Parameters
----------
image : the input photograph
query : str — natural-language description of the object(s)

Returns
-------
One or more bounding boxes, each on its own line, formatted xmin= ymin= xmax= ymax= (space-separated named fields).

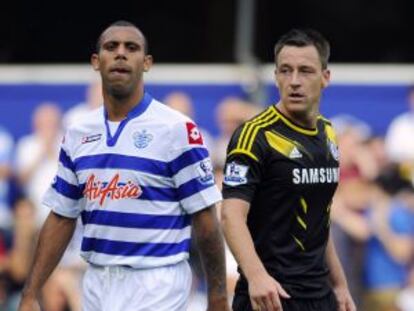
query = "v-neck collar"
xmin=104 ymin=92 xmax=153 ymax=147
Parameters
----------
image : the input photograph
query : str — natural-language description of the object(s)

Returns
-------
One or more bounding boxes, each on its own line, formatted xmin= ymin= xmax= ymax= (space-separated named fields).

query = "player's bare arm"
xmin=18 ymin=211 xmax=76 ymax=311
xmin=325 ymin=233 xmax=356 ymax=311
xmin=192 ymin=205 xmax=230 ymax=311
xmin=221 ymin=198 xmax=290 ymax=311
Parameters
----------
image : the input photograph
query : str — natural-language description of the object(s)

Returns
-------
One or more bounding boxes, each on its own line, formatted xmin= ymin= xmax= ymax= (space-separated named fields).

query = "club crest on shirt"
xmin=223 ymin=162 xmax=249 ymax=186
xmin=328 ymin=140 xmax=340 ymax=161
xmin=197 ymin=159 xmax=215 ymax=185
xmin=186 ymin=122 xmax=203 ymax=145
xmin=82 ymin=134 xmax=102 ymax=144
xmin=133 ymin=130 xmax=153 ymax=149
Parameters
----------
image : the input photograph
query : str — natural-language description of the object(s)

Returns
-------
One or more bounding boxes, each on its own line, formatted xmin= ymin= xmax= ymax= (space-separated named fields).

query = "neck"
xmin=103 ymin=84 xmax=144 ymax=121
xmin=276 ymin=102 xmax=319 ymax=128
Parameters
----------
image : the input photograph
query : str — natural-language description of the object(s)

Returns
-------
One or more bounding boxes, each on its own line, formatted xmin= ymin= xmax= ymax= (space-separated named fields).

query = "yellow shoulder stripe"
xmin=237 ymin=108 xmax=277 ymax=150
xmin=246 ymin=116 xmax=280 ymax=151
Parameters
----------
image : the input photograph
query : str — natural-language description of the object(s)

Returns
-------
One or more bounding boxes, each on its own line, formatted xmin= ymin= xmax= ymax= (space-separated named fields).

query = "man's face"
xmin=275 ymin=45 xmax=330 ymax=115
xmin=91 ymin=26 xmax=152 ymax=97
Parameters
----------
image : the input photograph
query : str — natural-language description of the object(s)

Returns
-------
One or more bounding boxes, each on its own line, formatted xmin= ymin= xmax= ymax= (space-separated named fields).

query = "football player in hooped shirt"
xmin=19 ymin=21 xmax=229 ymax=311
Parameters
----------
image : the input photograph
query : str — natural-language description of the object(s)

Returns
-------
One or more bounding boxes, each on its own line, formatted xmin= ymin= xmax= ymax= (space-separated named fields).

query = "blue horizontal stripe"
xmin=140 ymin=185 xmax=177 ymax=201
xmin=81 ymin=237 xmax=190 ymax=257
xmin=170 ymin=148 xmax=209 ymax=176
xmin=74 ymin=154 xmax=170 ymax=177
xmin=52 ymin=176 xmax=82 ymax=200
xmin=59 ymin=148 xmax=75 ymax=172
xmin=177 ymin=177 xmax=213 ymax=200
xmin=72 ymin=148 xmax=209 ymax=179
xmin=81 ymin=210 xmax=191 ymax=229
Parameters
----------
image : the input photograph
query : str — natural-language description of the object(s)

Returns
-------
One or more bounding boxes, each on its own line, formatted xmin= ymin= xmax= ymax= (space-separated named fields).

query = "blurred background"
xmin=0 ymin=0 xmax=413 ymax=310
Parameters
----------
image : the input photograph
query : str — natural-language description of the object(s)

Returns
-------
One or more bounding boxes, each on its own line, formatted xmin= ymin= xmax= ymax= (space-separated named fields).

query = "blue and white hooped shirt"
xmin=42 ymin=93 xmax=222 ymax=268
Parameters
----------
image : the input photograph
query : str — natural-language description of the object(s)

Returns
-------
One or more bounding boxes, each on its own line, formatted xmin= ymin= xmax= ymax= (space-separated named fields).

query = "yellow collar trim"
xmin=271 ymin=106 xmax=318 ymax=136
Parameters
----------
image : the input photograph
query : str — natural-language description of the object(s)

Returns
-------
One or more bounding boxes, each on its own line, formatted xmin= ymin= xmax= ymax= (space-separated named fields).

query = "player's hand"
xmin=18 ymin=295 xmax=42 ymax=311
xmin=333 ymin=285 xmax=356 ymax=311
xmin=248 ymin=272 xmax=290 ymax=311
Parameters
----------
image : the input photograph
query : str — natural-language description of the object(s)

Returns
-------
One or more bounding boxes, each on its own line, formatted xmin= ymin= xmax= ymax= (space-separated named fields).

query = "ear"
xmin=321 ymin=69 xmax=331 ymax=88
xmin=91 ymin=53 xmax=100 ymax=71
xmin=143 ymin=55 xmax=153 ymax=72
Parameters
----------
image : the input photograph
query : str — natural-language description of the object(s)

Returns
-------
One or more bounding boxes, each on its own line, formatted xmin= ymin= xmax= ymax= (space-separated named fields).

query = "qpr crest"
xmin=328 ymin=140 xmax=340 ymax=161
xmin=133 ymin=130 xmax=153 ymax=149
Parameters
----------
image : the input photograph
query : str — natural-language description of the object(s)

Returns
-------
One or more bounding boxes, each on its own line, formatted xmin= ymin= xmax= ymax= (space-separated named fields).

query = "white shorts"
xmin=82 ymin=260 xmax=192 ymax=311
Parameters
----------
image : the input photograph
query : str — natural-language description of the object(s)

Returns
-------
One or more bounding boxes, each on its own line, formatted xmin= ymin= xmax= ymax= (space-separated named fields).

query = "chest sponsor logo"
xmin=133 ymin=129 xmax=153 ymax=149
xmin=82 ymin=134 xmax=102 ymax=144
xmin=224 ymin=162 xmax=249 ymax=186
xmin=186 ymin=122 xmax=203 ymax=145
xmin=292 ymin=167 xmax=339 ymax=184
xmin=197 ymin=159 xmax=215 ymax=185
xmin=83 ymin=174 xmax=142 ymax=206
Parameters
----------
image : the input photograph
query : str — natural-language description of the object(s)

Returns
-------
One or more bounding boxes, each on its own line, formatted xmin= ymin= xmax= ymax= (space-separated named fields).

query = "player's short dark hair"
xmin=95 ymin=20 xmax=149 ymax=54
xmin=274 ymin=29 xmax=330 ymax=69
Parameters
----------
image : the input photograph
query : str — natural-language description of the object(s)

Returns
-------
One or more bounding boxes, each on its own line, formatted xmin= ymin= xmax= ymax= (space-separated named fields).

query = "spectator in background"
xmin=385 ymin=85 xmax=414 ymax=163
xmin=15 ymin=103 xmax=62 ymax=228
xmin=15 ymin=103 xmax=84 ymax=311
xmin=62 ymin=80 xmax=103 ymax=129
xmin=361 ymin=165 xmax=414 ymax=311
xmin=331 ymin=178 xmax=372 ymax=309
xmin=331 ymin=114 xmax=379 ymax=180
xmin=330 ymin=116 xmax=391 ymax=309
xmin=0 ymin=199 xmax=37 ymax=311
xmin=212 ymin=97 xmax=259 ymax=183
xmin=164 ymin=91 xmax=214 ymax=151
xmin=365 ymin=136 xmax=390 ymax=175
xmin=0 ymin=126 xmax=14 ymax=240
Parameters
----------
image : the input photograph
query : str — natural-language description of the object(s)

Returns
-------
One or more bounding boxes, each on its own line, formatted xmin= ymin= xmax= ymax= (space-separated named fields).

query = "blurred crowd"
xmin=0 ymin=83 xmax=413 ymax=311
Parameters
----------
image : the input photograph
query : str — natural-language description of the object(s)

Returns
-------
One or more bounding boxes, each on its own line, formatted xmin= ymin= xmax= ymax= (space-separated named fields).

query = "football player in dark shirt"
xmin=221 ymin=29 xmax=355 ymax=311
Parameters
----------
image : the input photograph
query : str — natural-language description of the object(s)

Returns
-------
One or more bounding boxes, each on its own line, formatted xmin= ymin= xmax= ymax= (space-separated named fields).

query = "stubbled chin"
xmin=283 ymin=101 xmax=312 ymax=114
xmin=287 ymin=96 xmax=306 ymax=103
xmin=108 ymin=72 xmax=130 ymax=80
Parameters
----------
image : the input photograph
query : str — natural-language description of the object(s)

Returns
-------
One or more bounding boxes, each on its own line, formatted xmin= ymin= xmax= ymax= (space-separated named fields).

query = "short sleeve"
xmin=168 ymin=120 xmax=222 ymax=214
xmin=222 ymin=126 xmax=266 ymax=203
xmin=42 ymin=131 xmax=83 ymax=218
